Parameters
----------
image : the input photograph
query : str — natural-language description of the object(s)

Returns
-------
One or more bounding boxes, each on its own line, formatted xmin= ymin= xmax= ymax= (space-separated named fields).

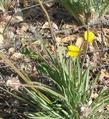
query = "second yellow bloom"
xmin=84 ymin=31 xmax=95 ymax=43
xmin=67 ymin=45 xmax=80 ymax=57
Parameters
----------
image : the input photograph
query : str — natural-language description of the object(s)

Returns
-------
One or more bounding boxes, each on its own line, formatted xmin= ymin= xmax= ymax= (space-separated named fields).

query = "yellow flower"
xmin=84 ymin=31 xmax=94 ymax=43
xmin=67 ymin=45 xmax=80 ymax=57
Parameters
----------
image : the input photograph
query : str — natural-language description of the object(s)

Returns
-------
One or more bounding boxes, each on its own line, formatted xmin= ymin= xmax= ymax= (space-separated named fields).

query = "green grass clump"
xmin=59 ymin=0 xmax=109 ymax=24
xmin=18 ymin=46 xmax=109 ymax=119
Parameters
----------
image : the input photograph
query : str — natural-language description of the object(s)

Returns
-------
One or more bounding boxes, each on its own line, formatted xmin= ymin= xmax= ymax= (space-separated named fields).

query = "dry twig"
xmin=37 ymin=0 xmax=56 ymax=44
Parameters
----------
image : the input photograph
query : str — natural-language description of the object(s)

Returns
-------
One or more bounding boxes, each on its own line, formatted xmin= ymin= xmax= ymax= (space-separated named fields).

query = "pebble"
xmin=11 ymin=52 xmax=24 ymax=61
xmin=19 ymin=22 xmax=29 ymax=32
xmin=6 ymin=76 xmax=21 ymax=90
xmin=23 ymin=57 xmax=31 ymax=63
xmin=8 ymin=47 xmax=15 ymax=55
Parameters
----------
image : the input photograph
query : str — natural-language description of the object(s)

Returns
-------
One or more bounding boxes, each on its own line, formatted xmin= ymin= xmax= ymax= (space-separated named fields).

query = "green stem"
xmin=82 ymin=24 xmax=89 ymax=69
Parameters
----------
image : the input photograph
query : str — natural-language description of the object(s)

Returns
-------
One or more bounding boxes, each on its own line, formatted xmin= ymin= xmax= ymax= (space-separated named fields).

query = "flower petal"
xmin=68 ymin=45 xmax=80 ymax=52
xmin=67 ymin=51 xmax=79 ymax=57
xmin=84 ymin=31 xmax=94 ymax=43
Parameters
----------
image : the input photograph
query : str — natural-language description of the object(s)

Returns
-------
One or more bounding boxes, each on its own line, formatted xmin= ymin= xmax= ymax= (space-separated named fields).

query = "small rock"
xmin=19 ymin=22 xmax=29 ymax=32
xmin=6 ymin=76 xmax=21 ymax=90
xmin=11 ymin=52 xmax=23 ymax=61
xmin=24 ymin=57 xmax=31 ymax=63
xmin=5 ymin=30 xmax=15 ymax=39
xmin=8 ymin=47 xmax=15 ymax=55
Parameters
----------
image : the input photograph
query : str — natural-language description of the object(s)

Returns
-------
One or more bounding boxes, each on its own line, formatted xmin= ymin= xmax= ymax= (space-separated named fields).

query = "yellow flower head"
xmin=84 ymin=31 xmax=94 ymax=43
xmin=67 ymin=45 xmax=80 ymax=57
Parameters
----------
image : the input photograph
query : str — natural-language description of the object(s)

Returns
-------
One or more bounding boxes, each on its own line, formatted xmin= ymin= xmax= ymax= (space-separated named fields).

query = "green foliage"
xmin=58 ymin=0 xmax=109 ymax=24
xmin=18 ymin=46 xmax=109 ymax=119
xmin=0 ymin=0 xmax=12 ymax=10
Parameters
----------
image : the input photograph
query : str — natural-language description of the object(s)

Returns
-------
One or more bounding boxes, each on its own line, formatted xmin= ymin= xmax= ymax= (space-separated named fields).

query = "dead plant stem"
xmin=82 ymin=24 xmax=89 ymax=68
xmin=0 ymin=52 xmax=51 ymax=103
xmin=3 ymin=15 xmax=13 ymax=35
xmin=37 ymin=0 xmax=56 ymax=44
